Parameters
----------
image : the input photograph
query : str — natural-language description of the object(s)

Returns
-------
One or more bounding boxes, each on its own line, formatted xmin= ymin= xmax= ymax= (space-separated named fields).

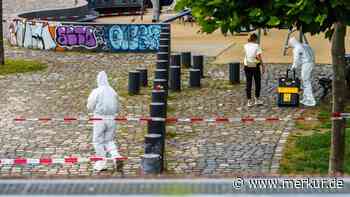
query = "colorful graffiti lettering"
xmin=108 ymin=24 xmax=161 ymax=51
xmin=8 ymin=19 xmax=162 ymax=52
xmin=7 ymin=20 xmax=57 ymax=50
xmin=56 ymin=26 xmax=97 ymax=49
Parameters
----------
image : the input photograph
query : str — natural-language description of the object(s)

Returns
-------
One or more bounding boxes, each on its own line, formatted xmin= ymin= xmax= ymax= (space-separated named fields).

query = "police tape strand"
xmin=2 ymin=112 xmax=349 ymax=124
xmin=0 ymin=156 xmax=128 ymax=166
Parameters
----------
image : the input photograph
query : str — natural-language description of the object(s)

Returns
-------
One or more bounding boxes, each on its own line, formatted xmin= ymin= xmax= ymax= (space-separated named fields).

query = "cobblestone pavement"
xmin=0 ymin=44 xmax=333 ymax=177
xmin=0 ymin=0 xmax=334 ymax=178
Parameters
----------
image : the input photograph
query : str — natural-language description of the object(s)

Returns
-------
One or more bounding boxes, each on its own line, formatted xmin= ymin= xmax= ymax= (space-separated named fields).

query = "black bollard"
xmin=148 ymin=117 xmax=166 ymax=135
xmin=150 ymin=102 xmax=167 ymax=118
xmin=156 ymin=60 xmax=169 ymax=70
xmin=159 ymin=25 xmax=170 ymax=72
xmin=157 ymin=51 xmax=169 ymax=63
xmin=169 ymin=65 xmax=181 ymax=91
xmin=128 ymin=71 xmax=140 ymax=95
xmin=189 ymin=68 xmax=201 ymax=88
xmin=170 ymin=54 xmax=181 ymax=66
xmin=155 ymin=69 xmax=168 ymax=81
xmin=193 ymin=55 xmax=204 ymax=78
xmin=153 ymin=78 xmax=168 ymax=90
xmin=159 ymin=37 xmax=171 ymax=53
xmin=229 ymin=62 xmax=240 ymax=84
xmin=136 ymin=68 xmax=148 ymax=87
xmin=141 ymin=154 xmax=161 ymax=174
xmin=181 ymin=52 xmax=191 ymax=68
xmin=159 ymin=38 xmax=170 ymax=46
xmin=144 ymin=134 xmax=163 ymax=155
xmin=147 ymin=116 xmax=166 ymax=173
xmin=152 ymin=89 xmax=167 ymax=103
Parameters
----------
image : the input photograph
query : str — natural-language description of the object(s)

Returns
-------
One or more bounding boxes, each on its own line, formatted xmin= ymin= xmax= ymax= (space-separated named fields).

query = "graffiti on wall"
xmin=8 ymin=19 xmax=162 ymax=52
xmin=56 ymin=26 xmax=97 ymax=49
xmin=8 ymin=20 xmax=57 ymax=50
xmin=108 ymin=25 xmax=161 ymax=51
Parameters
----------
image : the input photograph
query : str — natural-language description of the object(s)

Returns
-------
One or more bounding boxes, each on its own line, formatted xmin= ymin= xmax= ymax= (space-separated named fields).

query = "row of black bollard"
xmin=142 ymin=24 xmax=170 ymax=174
xmin=128 ymin=68 xmax=148 ymax=95
xmin=169 ymin=53 xmax=203 ymax=90
xmin=179 ymin=52 xmax=204 ymax=79
xmin=142 ymin=27 xmax=239 ymax=175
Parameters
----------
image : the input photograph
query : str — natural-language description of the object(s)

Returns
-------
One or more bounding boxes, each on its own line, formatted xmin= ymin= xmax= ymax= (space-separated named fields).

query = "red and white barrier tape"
xmin=0 ymin=156 xmax=127 ymax=165
xmin=4 ymin=113 xmax=349 ymax=124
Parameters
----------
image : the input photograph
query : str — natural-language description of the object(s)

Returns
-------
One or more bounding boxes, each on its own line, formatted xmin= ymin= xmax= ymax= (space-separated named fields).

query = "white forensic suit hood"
xmin=87 ymin=71 xmax=119 ymax=116
xmin=288 ymin=37 xmax=302 ymax=48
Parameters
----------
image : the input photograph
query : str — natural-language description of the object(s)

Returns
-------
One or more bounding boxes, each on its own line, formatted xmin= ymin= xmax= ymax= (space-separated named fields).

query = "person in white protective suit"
xmin=151 ymin=0 xmax=160 ymax=22
xmin=87 ymin=71 xmax=122 ymax=171
xmin=288 ymin=37 xmax=316 ymax=106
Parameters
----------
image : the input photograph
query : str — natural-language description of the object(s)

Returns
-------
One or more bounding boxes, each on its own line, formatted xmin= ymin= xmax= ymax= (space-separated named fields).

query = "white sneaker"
xmin=255 ymin=98 xmax=264 ymax=105
xmin=93 ymin=160 xmax=107 ymax=172
xmin=247 ymin=99 xmax=254 ymax=107
xmin=301 ymin=100 xmax=316 ymax=107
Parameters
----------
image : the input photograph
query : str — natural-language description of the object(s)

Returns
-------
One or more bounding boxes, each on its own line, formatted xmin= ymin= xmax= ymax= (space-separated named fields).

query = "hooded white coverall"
xmin=87 ymin=71 xmax=120 ymax=171
xmin=289 ymin=37 xmax=316 ymax=107
xmin=151 ymin=0 xmax=160 ymax=22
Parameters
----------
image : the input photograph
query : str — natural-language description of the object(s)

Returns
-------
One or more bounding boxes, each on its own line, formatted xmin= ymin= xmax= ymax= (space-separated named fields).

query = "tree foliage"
xmin=176 ymin=0 xmax=350 ymax=37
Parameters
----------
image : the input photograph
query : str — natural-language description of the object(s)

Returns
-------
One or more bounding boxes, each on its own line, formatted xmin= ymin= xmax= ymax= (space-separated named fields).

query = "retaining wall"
xmin=8 ymin=19 xmax=162 ymax=52
xmin=18 ymin=5 xmax=97 ymax=22
xmin=17 ymin=0 xmax=97 ymax=22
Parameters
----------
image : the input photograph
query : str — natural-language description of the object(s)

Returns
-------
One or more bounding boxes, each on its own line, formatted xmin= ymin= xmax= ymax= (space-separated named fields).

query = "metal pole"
xmin=257 ymin=28 xmax=262 ymax=45
xmin=299 ymin=28 xmax=304 ymax=43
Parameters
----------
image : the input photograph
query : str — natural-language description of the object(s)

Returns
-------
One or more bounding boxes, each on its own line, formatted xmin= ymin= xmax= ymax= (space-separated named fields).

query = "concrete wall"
xmin=8 ymin=19 xmax=162 ymax=52
xmin=17 ymin=1 xmax=98 ymax=22
xmin=87 ymin=0 xmax=143 ymax=9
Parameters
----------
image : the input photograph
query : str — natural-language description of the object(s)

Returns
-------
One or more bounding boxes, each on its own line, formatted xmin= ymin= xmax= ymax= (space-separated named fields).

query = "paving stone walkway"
xmin=0 ymin=0 xmax=335 ymax=178
xmin=0 ymin=44 xmax=333 ymax=177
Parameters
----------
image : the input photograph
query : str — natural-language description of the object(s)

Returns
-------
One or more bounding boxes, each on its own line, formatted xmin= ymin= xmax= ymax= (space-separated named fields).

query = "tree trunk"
xmin=0 ymin=0 xmax=4 ymax=65
xmin=329 ymin=22 xmax=347 ymax=176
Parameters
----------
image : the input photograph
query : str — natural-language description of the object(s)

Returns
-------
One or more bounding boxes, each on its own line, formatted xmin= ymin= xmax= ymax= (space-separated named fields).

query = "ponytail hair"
xmin=248 ymin=33 xmax=258 ymax=43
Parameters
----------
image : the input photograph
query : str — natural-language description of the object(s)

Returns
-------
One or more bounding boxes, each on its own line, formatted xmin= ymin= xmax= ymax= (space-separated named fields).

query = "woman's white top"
xmin=244 ymin=42 xmax=262 ymax=67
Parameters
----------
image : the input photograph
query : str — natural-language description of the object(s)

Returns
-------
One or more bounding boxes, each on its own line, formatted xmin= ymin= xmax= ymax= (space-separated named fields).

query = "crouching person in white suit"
xmin=87 ymin=71 xmax=122 ymax=171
